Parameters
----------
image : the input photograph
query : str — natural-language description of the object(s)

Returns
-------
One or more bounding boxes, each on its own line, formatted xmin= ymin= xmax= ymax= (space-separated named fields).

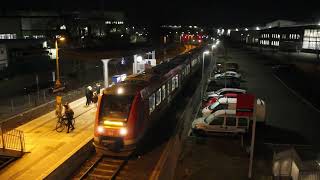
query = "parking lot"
xmin=174 ymin=46 xmax=320 ymax=179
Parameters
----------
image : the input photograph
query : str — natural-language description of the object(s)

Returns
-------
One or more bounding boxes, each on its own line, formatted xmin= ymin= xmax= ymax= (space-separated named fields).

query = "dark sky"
xmin=2 ymin=0 xmax=320 ymax=27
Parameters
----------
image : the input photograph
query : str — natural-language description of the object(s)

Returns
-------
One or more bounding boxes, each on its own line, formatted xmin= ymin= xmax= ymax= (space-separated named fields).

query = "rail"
xmin=0 ymin=124 xmax=25 ymax=155
xmin=78 ymin=154 xmax=130 ymax=180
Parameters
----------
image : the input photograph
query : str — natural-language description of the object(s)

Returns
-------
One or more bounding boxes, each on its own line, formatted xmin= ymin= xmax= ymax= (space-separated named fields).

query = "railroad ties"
xmin=75 ymin=154 xmax=130 ymax=180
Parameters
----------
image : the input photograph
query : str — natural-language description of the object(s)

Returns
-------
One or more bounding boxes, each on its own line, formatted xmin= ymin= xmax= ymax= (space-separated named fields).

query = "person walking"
xmin=85 ymin=86 xmax=93 ymax=106
xmin=63 ymin=103 xmax=74 ymax=133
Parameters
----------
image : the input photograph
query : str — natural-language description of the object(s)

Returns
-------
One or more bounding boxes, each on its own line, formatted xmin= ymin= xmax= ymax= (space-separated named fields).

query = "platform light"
xmin=235 ymin=28 xmax=239 ymax=31
xmin=119 ymin=128 xmax=128 ymax=136
xmin=117 ymin=87 xmax=124 ymax=94
xmin=245 ymin=28 xmax=248 ymax=31
xmin=256 ymin=26 xmax=260 ymax=30
xmin=97 ymin=126 xmax=104 ymax=134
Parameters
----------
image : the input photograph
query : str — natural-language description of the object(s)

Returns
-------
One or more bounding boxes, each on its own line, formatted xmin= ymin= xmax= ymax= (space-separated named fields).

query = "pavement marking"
xmin=272 ymin=74 xmax=320 ymax=113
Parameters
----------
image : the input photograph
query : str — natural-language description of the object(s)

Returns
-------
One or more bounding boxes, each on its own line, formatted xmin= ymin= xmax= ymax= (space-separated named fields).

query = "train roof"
xmin=103 ymin=46 xmax=204 ymax=96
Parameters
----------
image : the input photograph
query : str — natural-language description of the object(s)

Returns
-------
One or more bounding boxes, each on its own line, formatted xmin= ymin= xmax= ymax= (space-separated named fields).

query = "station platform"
xmin=0 ymin=97 xmax=96 ymax=180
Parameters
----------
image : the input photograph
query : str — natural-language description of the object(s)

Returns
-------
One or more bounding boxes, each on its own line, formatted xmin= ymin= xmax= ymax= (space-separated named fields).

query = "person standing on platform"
xmin=96 ymin=83 xmax=101 ymax=95
xmin=63 ymin=103 xmax=74 ymax=133
xmin=92 ymin=92 xmax=98 ymax=107
xmin=85 ymin=86 xmax=93 ymax=106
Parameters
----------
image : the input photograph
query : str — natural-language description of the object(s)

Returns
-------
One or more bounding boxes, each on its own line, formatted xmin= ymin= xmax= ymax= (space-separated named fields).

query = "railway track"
xmin=74 ymin=153 xmax=131 ymax=180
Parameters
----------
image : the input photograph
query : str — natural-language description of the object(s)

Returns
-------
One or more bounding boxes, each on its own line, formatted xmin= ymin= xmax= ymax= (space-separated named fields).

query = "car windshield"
xmin=209 ymin=101 xmax=219 ymax=110
xmin=100 ymin=95 xmax=134 ymax=120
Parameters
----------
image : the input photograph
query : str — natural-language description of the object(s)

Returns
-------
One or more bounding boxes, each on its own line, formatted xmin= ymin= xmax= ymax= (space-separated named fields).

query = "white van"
xmin=202 ymin=97 xmax=237 ymax=117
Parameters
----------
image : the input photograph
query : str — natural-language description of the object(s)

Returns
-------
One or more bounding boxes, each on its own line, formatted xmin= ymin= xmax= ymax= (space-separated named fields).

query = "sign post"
xmin=236 ymin=94 xmax=256 ymax=179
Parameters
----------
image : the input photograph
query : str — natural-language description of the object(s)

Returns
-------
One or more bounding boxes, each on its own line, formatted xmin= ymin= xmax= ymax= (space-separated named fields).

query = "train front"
xmin=93 ymin=85 xmax=141 ymax=155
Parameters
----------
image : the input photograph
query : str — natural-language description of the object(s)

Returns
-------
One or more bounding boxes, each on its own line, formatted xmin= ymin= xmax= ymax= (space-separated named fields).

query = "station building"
xmin=230 ymin=20 xmax=320 ymax=53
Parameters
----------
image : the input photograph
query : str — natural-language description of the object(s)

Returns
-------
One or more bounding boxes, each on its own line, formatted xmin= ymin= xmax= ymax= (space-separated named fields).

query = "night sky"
xmin=2 ymin=0 xmax=320 ymax=27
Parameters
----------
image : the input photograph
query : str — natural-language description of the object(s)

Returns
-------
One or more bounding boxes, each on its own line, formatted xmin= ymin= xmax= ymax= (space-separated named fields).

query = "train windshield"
xmin=100 ymin=95 xmax=134 ymax=120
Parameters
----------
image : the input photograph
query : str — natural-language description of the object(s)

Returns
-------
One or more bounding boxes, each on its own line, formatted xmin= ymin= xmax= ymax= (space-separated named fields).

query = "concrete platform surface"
xmin=0 ymin=97 xmax=96 ymax=180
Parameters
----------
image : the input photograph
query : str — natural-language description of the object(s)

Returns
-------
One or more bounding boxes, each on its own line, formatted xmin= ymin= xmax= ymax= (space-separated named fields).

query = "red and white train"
xmin=93 ymin=47 xmax=204 ymax=155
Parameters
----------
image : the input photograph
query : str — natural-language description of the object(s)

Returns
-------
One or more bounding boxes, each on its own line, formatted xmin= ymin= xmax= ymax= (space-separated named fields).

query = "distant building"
xmin=230 ymin=20 xmax=320 ymax=54
xmin=0 ymin=10 xmax=126 ymax=40
xmin=266 ymin=20 xmax=297 ymax=29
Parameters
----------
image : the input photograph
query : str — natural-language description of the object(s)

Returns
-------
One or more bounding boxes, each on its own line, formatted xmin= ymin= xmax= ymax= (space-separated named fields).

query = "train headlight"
xmin=97 ymin=126 xmax=104 ymax=134
xmin=119 ymin=128 xmax=127 ymax=136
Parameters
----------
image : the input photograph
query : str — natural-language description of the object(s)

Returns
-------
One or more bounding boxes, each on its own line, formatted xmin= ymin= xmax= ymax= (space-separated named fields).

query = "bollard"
xmin=28 ymin=94 xmax=31 ymax=106
xmin=11 ymin=99 xmax=14 ymax=112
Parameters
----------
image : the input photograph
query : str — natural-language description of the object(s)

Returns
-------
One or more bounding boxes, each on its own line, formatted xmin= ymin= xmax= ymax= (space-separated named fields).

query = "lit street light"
xmin=54 ymin=36 xmax=65 ymax=89
xmin=201 ymin=50 xmax=210 ymax=98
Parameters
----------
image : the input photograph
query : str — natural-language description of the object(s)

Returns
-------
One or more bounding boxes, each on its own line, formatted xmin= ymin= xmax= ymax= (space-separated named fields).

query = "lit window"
xmin=162 ymin=85 xmax=166 ymax=100
xmin=167 ymin=81 xmax=171 ymax=95
xmin=149 ymin=94 xmax=155 ymax=113
xmin=172 ymin=78 xmax=176 ymax=91
xmin=175 ymin=75 xmax=179 ymax=88
xmin=156 ymin=89 xmax=161 ymax=106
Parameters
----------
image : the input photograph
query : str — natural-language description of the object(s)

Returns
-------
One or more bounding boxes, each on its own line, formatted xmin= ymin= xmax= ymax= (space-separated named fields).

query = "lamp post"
xmin=201 ymin=50 xmax=210 ymax=98
xmin=55 ymin=36 xmax=65 ymax=88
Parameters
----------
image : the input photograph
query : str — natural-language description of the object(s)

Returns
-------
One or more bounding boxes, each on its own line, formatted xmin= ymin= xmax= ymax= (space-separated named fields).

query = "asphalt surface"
xmin=174 ymin=45 xmax=320 ymax=180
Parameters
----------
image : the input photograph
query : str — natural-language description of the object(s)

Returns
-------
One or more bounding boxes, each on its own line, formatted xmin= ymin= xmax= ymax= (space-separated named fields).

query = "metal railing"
xmin=0 ymin=125 xmax=25 ymax=154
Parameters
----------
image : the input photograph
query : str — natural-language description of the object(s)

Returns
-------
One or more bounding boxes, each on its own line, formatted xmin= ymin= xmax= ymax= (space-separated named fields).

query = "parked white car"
xmin=214 ymin=71 xmax=241 ymax=79
xmin=206 ymin=88 xmax=246 ymax=99
xmin=202 ymin=97 xmax=237 ymax=117
xmin=192 ymin=109 xmax=250 ymax=135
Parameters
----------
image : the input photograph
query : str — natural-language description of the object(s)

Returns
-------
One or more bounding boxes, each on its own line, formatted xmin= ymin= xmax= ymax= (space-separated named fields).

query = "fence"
xmin=0 ymin=125 xmax=25 ymax=155
xmin=0 ymin=81 xmax=103 ymax=122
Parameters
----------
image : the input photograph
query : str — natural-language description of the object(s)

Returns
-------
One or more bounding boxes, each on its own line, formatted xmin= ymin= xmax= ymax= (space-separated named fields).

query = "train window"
xmin=167 ymin=81 xmax=171 ymax=95
xmin=175 ymin=75 xmax=179 ymax=88
xmin=149 ymin=94 xmax=155 ymax=114
xmin=162 ymin=85 xmax=166 ymax=100
xmin=171 ymin=78 xmax=176 ymax=91
xmin=100 ymin=95 xmax=134 ymax=119
xmin=156 ymin=89 xmax=161 ymax=106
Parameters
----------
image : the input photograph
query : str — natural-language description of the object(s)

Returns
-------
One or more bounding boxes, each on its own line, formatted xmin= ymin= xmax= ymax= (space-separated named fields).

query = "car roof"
xmin=217 ymin=88 xmax=246 ymax=93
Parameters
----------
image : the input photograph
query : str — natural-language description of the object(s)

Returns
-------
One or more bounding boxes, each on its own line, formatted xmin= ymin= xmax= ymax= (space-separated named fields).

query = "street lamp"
xmin=55 ymin=36 xmax=65 ymax=88
xmin=201 ymin=50 xmax=210 ymax=98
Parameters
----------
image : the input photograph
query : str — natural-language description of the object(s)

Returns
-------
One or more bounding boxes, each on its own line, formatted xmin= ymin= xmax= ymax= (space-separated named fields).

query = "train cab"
xmin=93 ymin=82 xmax=145 ymax=155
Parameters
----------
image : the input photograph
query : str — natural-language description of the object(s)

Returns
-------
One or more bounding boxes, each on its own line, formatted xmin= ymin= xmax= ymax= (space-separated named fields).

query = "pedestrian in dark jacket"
xmin=63 ymin=103 xmax=74 ymax=133
xmin=96 ymin=83 xmax=101 ymax=95
xmin=85 ymin=86 xmax=93 ymax=106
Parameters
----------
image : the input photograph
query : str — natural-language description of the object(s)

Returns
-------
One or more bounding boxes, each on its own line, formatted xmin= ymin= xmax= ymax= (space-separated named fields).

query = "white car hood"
xmin=192 ymin=117 xmax=206 ymax=128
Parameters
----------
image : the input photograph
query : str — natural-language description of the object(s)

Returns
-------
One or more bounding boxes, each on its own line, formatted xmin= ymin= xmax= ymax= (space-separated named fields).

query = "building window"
xmin=303 ymin=29 xmax=320 ymax=50
xmin=149 ymin=94 xmax=155 ymax=113
xmin=0 ymin=34 xmax=17 ymax=39
xmin=156 ymin=89 xmax=161 ymax=106
xmin=161 ymin=85 xmax=166 ymax=100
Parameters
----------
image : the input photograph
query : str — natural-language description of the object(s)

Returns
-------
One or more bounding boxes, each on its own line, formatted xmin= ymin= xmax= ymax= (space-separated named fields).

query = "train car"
xmin=93 ymin=48 xmax=203 ymax=155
